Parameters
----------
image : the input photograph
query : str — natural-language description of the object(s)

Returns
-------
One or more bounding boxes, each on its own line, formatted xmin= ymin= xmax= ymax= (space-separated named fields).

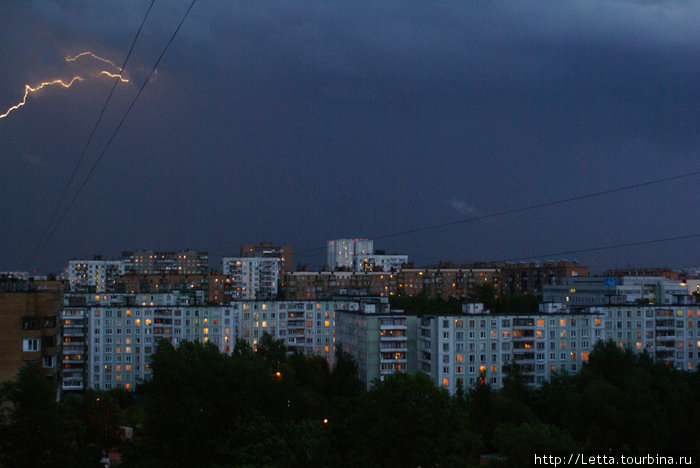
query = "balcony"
xmin=61 ymin=380 xmax=84 ymax=391
xmin=63 ymin=344 xmax=84 ymax=353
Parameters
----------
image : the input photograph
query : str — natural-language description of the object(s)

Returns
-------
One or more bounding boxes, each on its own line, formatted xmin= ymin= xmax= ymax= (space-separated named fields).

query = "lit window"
xmin=442 ymin=378 xmax=449 ymax=386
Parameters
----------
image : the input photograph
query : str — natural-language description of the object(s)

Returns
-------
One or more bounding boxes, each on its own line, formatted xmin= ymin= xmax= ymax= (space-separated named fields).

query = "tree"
xmin=0 ymin=365 xmax=87 ymax=467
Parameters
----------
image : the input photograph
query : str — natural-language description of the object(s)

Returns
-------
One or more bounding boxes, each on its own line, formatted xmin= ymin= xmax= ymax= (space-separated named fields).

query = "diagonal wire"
xmin=494 ymin=233 xmax=700 ymax=263
xmin=26 ymin=0 xmax=197 ymax=270
xmin=36 ymin=0 xmax=156 ymax=260
xmin=295 ymin=169 xmax=700 ymax=257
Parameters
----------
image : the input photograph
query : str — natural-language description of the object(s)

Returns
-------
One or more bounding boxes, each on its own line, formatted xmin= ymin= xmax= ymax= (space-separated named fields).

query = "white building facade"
xmin=60 ymin=291 xmax=236 ymax=392
xmin=327 ymin=239 xmax=374 ymax=270
xmin=222 ymin=257 xmax=281 ymax=300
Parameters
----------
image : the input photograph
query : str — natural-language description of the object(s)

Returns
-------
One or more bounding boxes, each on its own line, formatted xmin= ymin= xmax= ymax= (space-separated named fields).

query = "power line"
xmin=295 ymin=169 xmax=700 ymax=257
xmin=494 ymin=233 xmax=700 ymax=263
xmin=36 ymin=0 xmax=156 ymax=259
xmin=26 ymin=0 xmax=197 ymax=271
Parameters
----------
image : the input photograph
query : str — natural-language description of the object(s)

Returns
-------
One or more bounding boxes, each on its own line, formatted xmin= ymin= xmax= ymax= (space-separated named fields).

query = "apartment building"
xmin=122 ymin=250 xmax=209 ymax=275
xmin=335 ymin=298 xmax=418 ymax=388
xmin=222 ymin=257 xmax=280 ymax=300
xmin=418 ymin=304 xmax=606 ymax=393
xmin=67 ymin=259 xmax=125 ymax=293
xmin=281 ymin=267 xmax=499 ymax=301
xmin=60 ymin=291 xmax=236 ymax=392
xmin=543 ymin=276 xmax=690 ymax=306
xmin=591 ymin=305 xmax=700 ymax=371
xmin=499 ymin=261 xmax=589 ymax=296
xmin=119 ymin=273 xmax=231 ymax=304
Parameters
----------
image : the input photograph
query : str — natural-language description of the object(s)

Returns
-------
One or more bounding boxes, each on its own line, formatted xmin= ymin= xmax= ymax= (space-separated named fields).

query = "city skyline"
xmin=1 ymin=1 xmax=698 ymax=273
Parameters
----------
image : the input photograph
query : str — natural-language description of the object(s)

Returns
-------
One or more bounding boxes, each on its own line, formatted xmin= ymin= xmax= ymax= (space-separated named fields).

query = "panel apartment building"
xmin=335 ymin=297 xmax=418 ymax=387
xmin=60 ymin=291 xmax=236 ymax=393
xmin=222 ymin=257 xmax=281 ymax=300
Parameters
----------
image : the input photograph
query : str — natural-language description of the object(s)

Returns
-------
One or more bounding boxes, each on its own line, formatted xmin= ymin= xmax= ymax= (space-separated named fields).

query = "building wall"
xmin=0 ymin=291 xmax=61 ymax=383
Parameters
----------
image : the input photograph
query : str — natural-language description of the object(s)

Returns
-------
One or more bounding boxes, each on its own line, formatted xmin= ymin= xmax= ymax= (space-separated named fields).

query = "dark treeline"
xmin=1 ymin=337 xmax=699 ymax=467
xmin=389 ymin=285 xmax=540 ymax=315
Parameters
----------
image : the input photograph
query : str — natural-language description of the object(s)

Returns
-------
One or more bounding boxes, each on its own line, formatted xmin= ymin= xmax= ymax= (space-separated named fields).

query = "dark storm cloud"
xmin=1 ymin=0 xmax=698 ymax=273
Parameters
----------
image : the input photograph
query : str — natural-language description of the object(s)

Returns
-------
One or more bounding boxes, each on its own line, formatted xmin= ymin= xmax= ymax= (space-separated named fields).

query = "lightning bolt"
xmin=65 ymin=51 xmax=121 ymax=71
xmin=1 ymin=51 xmax=130 ymax=120
xmin=0 ymin=77 xmax=83 ymax=119
xmin=99 ymin=70 xmax=129 ymax=83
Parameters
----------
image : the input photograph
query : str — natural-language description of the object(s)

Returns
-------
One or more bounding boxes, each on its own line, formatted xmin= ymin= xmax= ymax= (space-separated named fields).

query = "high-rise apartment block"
xmin=327 ymin=239 xmax=374 ymax=270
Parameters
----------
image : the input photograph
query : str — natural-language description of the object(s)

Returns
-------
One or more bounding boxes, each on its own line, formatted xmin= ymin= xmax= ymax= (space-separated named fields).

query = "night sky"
xmin=1 ymin=1 xmax=698 ymax=274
